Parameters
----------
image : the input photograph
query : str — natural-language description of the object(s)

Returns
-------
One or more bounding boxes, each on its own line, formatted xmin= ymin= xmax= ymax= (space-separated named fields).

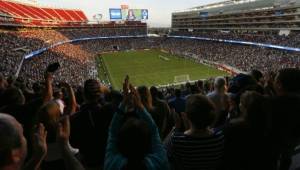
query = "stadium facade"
xmin=172 ymin=0 xmax=300 ymax=31
xmin=0 ymin=0 xmax=147 ymax=29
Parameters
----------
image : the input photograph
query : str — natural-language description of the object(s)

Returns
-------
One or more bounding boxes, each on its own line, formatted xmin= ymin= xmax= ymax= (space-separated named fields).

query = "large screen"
xmin=109 ymin=8 xmax=148 ymax=21
xmin=122 ymin=9 xmax=148 ymax=21
xmin=109 ymin=8 xmax=122 ymax=20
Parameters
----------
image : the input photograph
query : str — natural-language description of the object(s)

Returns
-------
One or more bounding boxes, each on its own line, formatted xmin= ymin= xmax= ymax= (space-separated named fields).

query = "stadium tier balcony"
xmin=0 ymin=0 xmax=88 ymax=27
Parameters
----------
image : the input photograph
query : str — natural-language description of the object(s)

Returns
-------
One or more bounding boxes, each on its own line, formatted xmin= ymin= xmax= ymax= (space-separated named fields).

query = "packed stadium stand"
xmin=0 ymin=0 xmax=148 ymax=28
xmin=0 ymin=0 xmax=89 ymax=27
xmin=1 ymin=0 xmax=300 ymax=170
xmin=172 ymin=0 xmax=300 ymax=31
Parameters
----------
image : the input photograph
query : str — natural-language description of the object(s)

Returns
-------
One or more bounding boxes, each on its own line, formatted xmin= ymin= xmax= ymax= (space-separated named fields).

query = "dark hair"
xmin=118 ymin=118 xmax=150 ymax=170
xmin=175 ymin=89 xmax=181 ymax=98
xmin=240 ymin=91 xmax=269 ymax=133
xmin=0 ymin=114 xmax=21 ymax=167
xmin=84 ymin=79 xmax=102 ymax=102
xmin=37 ymin=102 xmax=60 ymax=143
xmin=190 ymin=84 xmax=199 ymax=94
xmin=276 ymin=68 xmax=300 ymax=94
xmin=185 ymin=95 xmax=216 ymax=129
xmin=32 ymin=82 xmax=42 ymax=94
xmin=228 ymin=74 xmax=257 ymax=94
xmin=250 ymin=70 xmax=263 ymax=82
xmin=2 ymin=87 xmax=25 ymax=106
xmin=105 ymin=90 xmax=122 ymax=103
xmin=150 ymin=86 xmax=158 ymax=99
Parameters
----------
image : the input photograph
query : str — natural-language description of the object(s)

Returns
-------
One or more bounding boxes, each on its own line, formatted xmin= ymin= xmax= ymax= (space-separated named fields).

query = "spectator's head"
xmin=250 ymin=70 xmax=263 ymax=84
xmin=275 ymin=68 xmax=300 ymax=96
xmin=228 ymin=74 xmax=257 ymax=94
xmin=185 ymin=95 xmax=216 ymax=129
xmin=150 ymin=86 xmax=164 ymax=100
xmin=32 ymin=82 xmax=42 ymax=95
xmin=197 ymin=80 xmax=204 ymax=91
xmin=190 ymin=84 xmax=200 ymax=94
xmin=239 ymin=91 xmax=269 ymax=132
xmin=38 ymin=101 xmax=61 ymax=142
xmin=105 ymin=90 xmax=123 ymax=107
xmin=0 ymin=113 xmax=27 ymax=170
xmin=175 ymin=89 xmax=181 ymax=98
xmin=84 ymin=79 xmax=102 ymax=102
xmin=2 ymin=87 xmax=25 ymax=106
xmin=118 ymin=117 xmax=151 ymax=169
xmin=214 ymin=77 xmax=226 ymax=92
xmin=150 ymin=86 xmax=158 ymax=99
xmin=53 ymin=90 xmax=63 ymax=100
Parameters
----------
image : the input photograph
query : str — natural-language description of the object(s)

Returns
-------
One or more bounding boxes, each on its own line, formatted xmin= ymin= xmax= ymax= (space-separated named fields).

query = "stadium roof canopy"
xmin=174 ymin=0 xmax=299 ymax=14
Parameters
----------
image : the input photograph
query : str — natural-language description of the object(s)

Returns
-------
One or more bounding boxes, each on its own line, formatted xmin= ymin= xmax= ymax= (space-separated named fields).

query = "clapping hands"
xmin=56 ymin=116 xmax=70 ymax=145
xmin=122 ymin=75 xmax=144 ymax=110
xmin=32 ymin=123 xmax=48 ymax=159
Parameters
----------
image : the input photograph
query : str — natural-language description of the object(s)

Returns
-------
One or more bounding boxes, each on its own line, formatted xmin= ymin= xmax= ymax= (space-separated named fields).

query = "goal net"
xmin=174 ymin=74 xmax=190 ymax=83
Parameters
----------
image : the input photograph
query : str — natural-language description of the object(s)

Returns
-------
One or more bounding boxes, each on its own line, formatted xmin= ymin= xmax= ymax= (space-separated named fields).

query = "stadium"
xmin=0 ymin=0 xmax=300 ymax=170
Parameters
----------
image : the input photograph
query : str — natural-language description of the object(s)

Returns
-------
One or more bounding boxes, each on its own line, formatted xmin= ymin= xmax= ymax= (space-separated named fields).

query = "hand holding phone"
xmin=46 ymin=62 xmax=60 ymax=73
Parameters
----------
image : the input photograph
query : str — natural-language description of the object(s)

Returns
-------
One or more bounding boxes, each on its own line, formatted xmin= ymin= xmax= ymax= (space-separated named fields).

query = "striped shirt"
xmin=165 ymin=129 xmax=224 ymax=170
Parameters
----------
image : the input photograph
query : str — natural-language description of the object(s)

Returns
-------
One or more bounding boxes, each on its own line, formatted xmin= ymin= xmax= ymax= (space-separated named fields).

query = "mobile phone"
xmin=47 ymin=62 xmax=60 ymax=73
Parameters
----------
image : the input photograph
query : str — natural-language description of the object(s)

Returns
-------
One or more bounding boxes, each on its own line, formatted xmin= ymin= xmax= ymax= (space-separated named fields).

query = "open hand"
xmin=57 ymin=116 xmax=70 ymax=145
xmin=32 ymin=123 xmax=47 ymax=159
xmin=129 ymin=84 xmax=144 ymax=110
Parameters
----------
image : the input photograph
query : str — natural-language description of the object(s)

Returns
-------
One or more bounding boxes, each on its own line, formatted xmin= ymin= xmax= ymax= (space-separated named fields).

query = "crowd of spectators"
xmin=0 ymin=27 xmax=300 ymax=170
xmin=0 ymin=28 xmax=147 ymax=85
xmin=170 ymin=30 xmax=300 ymax=48
xmin=161 ymin=38 xmax=300 ymax=73
xmin=1 ymin=59 xmax=300 ymax=170
xmin=1 ymin=28 xmax=300 ymax=86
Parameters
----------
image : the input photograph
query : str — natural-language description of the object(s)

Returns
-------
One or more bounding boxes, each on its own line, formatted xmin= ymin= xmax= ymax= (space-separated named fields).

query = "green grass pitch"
xmin=99 ymin=49 xmax=228 ymax=89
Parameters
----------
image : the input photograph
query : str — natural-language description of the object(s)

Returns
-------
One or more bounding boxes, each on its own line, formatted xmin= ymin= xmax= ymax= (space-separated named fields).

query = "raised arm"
xmin=57 ymin=116 xmax=85 ymax=170
xmin=60 ymin=82 xmax=77 ymax=115
xmin=104 ymin=106 xmax=126 ymax=170
xmin=129 ymin=85 xmax=169 ymax=170
xmin=23 ymin=124 xmax=47 ymax=170
xmin=43 ymin=72 xmax=53 ymax=104
xmin=104 ymin=76 xmax=130 ymax=170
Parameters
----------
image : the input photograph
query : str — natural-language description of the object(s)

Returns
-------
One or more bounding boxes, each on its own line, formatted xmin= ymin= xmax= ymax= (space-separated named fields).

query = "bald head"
xmin=214 ymin=77 xmax=226 ymax=91
xmin=0 ymin=113 xmax=26 ymax=168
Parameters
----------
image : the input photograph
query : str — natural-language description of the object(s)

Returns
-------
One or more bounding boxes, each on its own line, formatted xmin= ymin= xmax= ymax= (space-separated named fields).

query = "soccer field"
xmin=98 ymin=50 xmax=228 ymax=89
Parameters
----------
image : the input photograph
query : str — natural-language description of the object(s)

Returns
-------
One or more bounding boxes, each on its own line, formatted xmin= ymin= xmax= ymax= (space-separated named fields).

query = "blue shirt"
xmin=168 ymin=97 xmax=186 ymax=114
xmin=104 ymin=104 xmax=169 ymax=170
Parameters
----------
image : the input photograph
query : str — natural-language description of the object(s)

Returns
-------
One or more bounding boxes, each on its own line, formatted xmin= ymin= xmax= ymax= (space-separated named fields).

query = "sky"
xmin=38 ymin=0 xmax=224 ymax=27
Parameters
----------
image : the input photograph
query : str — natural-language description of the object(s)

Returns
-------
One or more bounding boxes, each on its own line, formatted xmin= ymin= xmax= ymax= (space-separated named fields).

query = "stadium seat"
xmin=0 ymin=0 xmax=88 ymax=26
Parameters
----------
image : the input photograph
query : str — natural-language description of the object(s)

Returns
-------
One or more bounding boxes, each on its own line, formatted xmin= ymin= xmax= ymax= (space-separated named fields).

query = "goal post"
xmin=174 ymin=74 xmax=190 ymax=83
